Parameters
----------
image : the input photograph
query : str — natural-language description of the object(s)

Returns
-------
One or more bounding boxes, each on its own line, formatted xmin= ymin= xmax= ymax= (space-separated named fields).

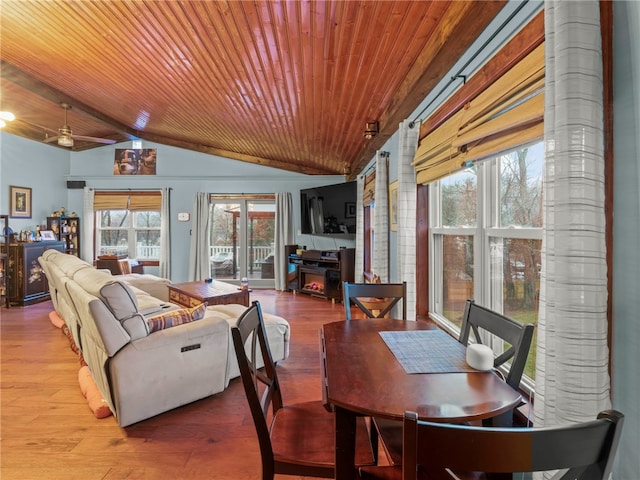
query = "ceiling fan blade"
xmin=70 ymin=134 xmax=116 ymax=144
xmin=44 ymin=135 xmax=61 ymax=144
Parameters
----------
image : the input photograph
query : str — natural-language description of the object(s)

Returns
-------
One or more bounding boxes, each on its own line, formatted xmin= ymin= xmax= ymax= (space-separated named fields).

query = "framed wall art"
xmin=9 ymin=185 xmax=32 ymax=219
xmin=40 ymin=230 xmax=56 ymax=241
xmin=345 ymin=202 xmax=356 ymax=218
xmin=113 ymin=148 xmax=157 ymax=175
xmin=389 ymin=180 xmax=398 ymax=231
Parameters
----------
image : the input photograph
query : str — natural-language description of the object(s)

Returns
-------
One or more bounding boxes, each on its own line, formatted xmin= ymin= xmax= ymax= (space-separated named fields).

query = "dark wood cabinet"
xmin=1 ymin=215 xmax=8 ymax=307
xmin=46 ymin=216 xmax=80 ymax=256
xmin=8 ymin=241 xmax=65 ymax=306
xmin=0 ymin=252 xmax=7 ymax=308
xmin=289 ymin=248 xmax=355 ymax=302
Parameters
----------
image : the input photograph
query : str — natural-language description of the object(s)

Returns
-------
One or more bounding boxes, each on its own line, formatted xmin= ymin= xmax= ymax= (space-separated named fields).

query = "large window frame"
xmin=94 ymin=191 xmax=162 ymax=265
xmin=208 ymin=194 xmax=276 ymax=288
xmin=96 ymin=211 xmax=161 ymax=260
xmin=428 ymin=141 xmax=543 ymax=392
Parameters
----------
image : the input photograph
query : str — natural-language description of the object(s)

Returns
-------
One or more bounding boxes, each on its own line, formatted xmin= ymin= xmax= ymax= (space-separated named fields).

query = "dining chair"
xmin=459 ymin=299 xmax=535 ymax=391
xmin=359 ymin=409 xmax=624 ymax=480
xmin=231 ymin=300 xmax=376 ymax=480
xmin=343 ymin=281 xmax=407 ymax=320
xmin=374 ymin=299 xmax=535 ymax=465
xmin=342 ymin=281 xmax=407 ymax=461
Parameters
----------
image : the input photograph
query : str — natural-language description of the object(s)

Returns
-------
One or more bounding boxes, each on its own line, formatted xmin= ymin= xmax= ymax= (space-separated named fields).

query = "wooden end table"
xmin=168 ymin=280 xmax=250 ymax=308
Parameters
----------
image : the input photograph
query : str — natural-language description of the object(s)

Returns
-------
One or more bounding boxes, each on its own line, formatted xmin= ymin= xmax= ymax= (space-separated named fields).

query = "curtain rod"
xmin=410 ymin=0 xmax=531 ymax=127
xmin=92 ymin=188 xmax=171 ymax=192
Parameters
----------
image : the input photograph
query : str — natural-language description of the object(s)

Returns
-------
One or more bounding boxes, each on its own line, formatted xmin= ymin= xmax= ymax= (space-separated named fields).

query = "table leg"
xmin=334 ymin=405 xmax=357 ymax=480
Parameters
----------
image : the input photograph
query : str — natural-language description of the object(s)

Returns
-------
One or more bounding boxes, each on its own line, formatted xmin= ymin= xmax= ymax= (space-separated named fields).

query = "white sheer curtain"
xmin=354 ymin=175 xmax=365 ymax=283
xmin=373 ymin=151 xmax=389 ymax=282
xmin=81 ymin=187 xmax=94 ymax=263
xmin=397 ymin=120 xmax=419 ymax=320
xmin=188 ymin=192 xmax=211 ymax=281
xmin=535 ymin=0 xmax=611 ymax=430
xmin=159 ymin=188 xmax=171 ymax=279
xmin=274 ymin=192 xmax=295 ymax=291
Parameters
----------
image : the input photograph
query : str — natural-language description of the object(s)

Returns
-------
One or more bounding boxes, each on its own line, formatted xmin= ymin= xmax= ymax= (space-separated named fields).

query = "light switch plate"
xmin=177 ymin=212 xmax=190 ymax=222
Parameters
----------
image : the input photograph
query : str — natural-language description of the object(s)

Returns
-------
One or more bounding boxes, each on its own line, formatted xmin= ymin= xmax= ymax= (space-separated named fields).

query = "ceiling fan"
xmin=44 ymin=103 xmax=116 ymax=147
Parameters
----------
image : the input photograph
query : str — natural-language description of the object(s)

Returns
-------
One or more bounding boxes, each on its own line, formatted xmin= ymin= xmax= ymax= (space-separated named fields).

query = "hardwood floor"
xmin=0 ymin=290 xmax=364 ymax=480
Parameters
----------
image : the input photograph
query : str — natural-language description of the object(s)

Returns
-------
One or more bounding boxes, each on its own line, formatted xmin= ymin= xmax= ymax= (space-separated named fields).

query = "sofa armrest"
xmin=107 ymin=312 xmax=231 ymax=426
xmin=129 ymin=311 xmax=230 ymax=350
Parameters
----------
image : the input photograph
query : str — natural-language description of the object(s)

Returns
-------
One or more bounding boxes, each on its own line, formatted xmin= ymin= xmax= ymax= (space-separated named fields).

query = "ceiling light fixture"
xmin=58 ymin=134 xmax=74 ymax=147
xmin=0 ymin=111 xmax=16 ymax=122
xmin=364 ymin=121 xmax=378 ymax=139
xmin=0 ymin=111 xmax=15 ymax=128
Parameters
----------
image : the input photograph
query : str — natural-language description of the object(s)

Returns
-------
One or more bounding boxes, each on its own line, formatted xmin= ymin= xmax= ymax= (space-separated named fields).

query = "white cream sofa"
xmin=38 ymin=250 xmax=290 ymax=427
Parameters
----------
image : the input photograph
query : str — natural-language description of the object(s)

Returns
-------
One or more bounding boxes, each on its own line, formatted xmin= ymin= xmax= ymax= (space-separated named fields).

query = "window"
xmin=94 ymin=191 xmax=162 ymax=261
xmin=429 ymin=141 xmax=543 ymax=386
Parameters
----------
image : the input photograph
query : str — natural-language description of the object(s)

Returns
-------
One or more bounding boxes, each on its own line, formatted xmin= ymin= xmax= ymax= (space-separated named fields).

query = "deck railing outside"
xmin=98 ymin=244 xmax=272 ymax=271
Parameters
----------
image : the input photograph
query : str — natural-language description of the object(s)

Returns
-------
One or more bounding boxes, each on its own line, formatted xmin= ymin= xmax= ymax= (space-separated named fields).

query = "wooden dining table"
xmin=320 ymin=319 xmax=523 ymax=480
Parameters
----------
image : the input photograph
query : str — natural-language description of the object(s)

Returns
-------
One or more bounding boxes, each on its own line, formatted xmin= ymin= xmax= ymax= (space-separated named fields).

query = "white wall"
xmin=612 ymin=1 xmax=640 ymax=477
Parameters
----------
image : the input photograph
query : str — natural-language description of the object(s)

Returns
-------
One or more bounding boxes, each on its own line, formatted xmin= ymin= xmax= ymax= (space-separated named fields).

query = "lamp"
xmin=364 ymin=121 xmax=378 ymax=139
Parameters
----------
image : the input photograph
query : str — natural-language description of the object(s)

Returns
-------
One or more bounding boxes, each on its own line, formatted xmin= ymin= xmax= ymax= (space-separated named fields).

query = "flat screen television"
xmin=300 ymin=181 xmax=357 ymax=235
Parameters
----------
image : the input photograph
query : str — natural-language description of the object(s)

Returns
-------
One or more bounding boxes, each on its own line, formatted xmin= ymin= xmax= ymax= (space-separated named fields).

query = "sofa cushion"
xmin=127 ymin=284 xmax=171 ymax=316
xmin=146 ymin=303 xmax=207 ymax=333
xmin=48 ymin=250 xmax=94 ymax=277
xmin=73 ymin=267 xmax=116 ymax=295
xmin=121 ymin=274 xmax=172 ymax=302
xmin=99 ymin=281 xmax=139 ymax=321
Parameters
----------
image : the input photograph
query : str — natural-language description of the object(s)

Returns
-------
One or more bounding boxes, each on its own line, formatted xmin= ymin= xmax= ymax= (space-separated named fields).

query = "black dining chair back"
xmin=460 ymin=299 xmax=535 ymax=390
xmin=361 ymin=410 xmax=625 ymax=480
xmin=428 ymin=409 xmax=621 ymax=480
xmin=343 ymin=282 xmax=407 ymax=320
xmin=231 ymin=301 xmax=375 ymax=480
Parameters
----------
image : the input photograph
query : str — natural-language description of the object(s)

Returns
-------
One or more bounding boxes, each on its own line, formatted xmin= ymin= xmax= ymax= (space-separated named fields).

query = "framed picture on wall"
xmin=389 ymin=180 xmax=398 ymax=231
xmin=113 ymin=149 xmax=157 ymax=175
xmin=9 ymin=185 xmax=32 ymax=219
xmin=40 ymin=230 xmax=56 ymax=241
xmin=345 ymin=202 xmax=356 ymax=218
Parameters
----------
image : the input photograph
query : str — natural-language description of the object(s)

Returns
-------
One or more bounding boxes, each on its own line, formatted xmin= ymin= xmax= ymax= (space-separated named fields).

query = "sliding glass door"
xmin=209 ymin=196 xmax=275 ymax=288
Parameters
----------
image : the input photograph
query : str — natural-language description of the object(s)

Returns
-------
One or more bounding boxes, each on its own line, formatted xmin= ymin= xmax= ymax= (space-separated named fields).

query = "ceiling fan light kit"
xmin=58 ymin=134 xmax=74 ymax=147
xmin=44 ymin=103 xmax=115 ymax=147
xmin=0 ymin=111 xmax=16 ymax=129
xmin=0 ymin=111 xmax=16 ymax=122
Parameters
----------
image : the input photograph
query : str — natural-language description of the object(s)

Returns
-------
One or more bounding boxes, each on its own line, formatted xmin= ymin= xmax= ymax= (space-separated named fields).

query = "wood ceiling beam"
xmin=137 ymin=132 xmax=334 ymax=176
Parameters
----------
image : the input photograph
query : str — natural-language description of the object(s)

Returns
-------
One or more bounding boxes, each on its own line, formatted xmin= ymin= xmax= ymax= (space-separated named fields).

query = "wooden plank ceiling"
xmin=0 ymin=0 xmax=506 ymax=176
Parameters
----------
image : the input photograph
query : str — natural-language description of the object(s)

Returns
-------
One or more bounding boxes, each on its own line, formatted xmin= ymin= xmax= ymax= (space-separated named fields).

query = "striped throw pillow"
xmin=146 ymin=303 xmax=207 ymax=333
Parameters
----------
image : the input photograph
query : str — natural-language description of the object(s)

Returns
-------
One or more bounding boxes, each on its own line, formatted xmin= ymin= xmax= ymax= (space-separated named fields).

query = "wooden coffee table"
xmin=168 ymin=280 xmax=250 ymax=308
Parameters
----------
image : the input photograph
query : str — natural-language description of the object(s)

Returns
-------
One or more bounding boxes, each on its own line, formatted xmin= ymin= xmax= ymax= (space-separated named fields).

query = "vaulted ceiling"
xmin=0 ymin=0 xmax=506 ymax=176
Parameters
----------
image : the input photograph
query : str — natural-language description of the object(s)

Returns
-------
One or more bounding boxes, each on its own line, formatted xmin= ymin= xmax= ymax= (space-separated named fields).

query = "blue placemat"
xmin=379 ymin=329 xmax=476 ymax=374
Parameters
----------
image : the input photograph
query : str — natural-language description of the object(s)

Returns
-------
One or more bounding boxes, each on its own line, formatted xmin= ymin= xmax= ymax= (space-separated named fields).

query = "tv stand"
xmin=288 ymin=248 xmax=355 ymax=302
